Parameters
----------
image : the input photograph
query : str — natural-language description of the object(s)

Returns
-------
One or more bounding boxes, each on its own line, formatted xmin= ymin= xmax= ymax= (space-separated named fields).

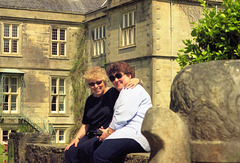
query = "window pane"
xmin=95 ymin=28 xmax=98 ymax=40
xmin=52 ymin=43 xmax=57 ymax=55
xmin=100 ymin=40 xmax=104 ymax=54
xmin=131 ymin=28 xmax=135 ymax=44
xmin=12 ymin=26 xmax=18 ymax=37
xmin=12 ymin=40 xmax=18 ymax=53
xmin=3 ymin=95 xmax=8 ymax=111
xmin=11 ymin=95 xmax=17 ymax=111
xmin=60 ymin=29 xmax=65 ymax=40
xmin=91 ymin=30 xmax=95 ymax=40
xmin=52 ymin=79 xmax=57 ymax=94
xmin=126 ymin=29 xmax=130 ymax=45
xmin=59 ymin=96 xmax=64 ymax=103
xmin=59 ymin=79 xmax=64 ymax=94
xmin=4 ymin=25 xmax=10 ymax=37
xmin=59 ymin=136 xmax=64 ymax=141
xmin=132 ymin=12 xmax=135 ymax=26
xmin=103 ymin=26 xmax=106 ymax=38
xmin=3 ymin=131 xmax=8 ymax=141
xmin=59 ymin=96 xmax=64 ymax=112
xmin=94 ymin=42 xmax=97 ymax=56
xmin=51 ymin=96 xmax=56 ymax=111
xmin=123 ymin=14 xmax=126 ymax=28
xmin=60 ymin=43 xmax=65 ymax=56
xmin=59 ymin=130 xmax=64 ymax=141
xmin=4 ymin=39 xmax=9 ymax=52
xmin=3 ymin=77 xmax=9 ymax=92
xmin=129 ymin=13 xmax=132 ymax=26
xmin=97 ymin=42 xmax=100 ymax=55
xmin=11 ymin=77 xmax=17 ymax=92
xmin=52 ymin=29 xmax=57 ymax=40
xmin=125 ymin=14 xmax=128 ymax=27
xmin=11 ymin=95 xmax=17 ymax=102
xmin=128 ymin=29 xmax=131 ymax=45
xmin=122 ymin=30 xmax=127 ymax=46
xmin=99 ymin=27 xmax=102 ymax=39
xmin=59 ymin=104 xmax=64 ymax=112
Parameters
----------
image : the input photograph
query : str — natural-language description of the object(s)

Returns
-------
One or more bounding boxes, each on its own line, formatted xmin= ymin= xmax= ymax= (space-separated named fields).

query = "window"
xmin=54 ymin=129 xmax=66 ymax=143
xmin=2 ymin=130 xmax=16 ymax=144
xmin=51 ymin=78 xmax=66 ymax=113
xmin=2 ymin=131 xmax=8 ymax=142
xmin=92 ymin=25 xmax=106 ymax=56
xmin=3 ymin=76 xmax=19 ymax=114
xmin=2 ymin=24 xmax=19 ymax=54
xmin=51 ymin=28 xmax=66 ymax=56
xmin=121 ymin=11 xmax=136 ymax=47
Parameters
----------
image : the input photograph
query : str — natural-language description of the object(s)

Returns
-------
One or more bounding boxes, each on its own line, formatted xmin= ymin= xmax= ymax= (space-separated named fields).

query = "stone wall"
xmin=8 ymin=132 xmax=150 ymax=163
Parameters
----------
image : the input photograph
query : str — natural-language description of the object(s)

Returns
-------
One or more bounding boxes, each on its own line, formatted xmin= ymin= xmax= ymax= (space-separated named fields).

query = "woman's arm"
xmin=75 ymin=124 xmax=89 ymax=139
xmin=110 ymin=86 xmax=142 ymax=130
xmin=124 ymin=78 xmax=143 ymax=89
xmin=65 ymin=124 xmax=89 ymax=150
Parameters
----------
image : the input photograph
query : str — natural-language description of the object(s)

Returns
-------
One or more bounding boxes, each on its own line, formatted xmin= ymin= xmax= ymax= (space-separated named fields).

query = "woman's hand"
xmin=125 ymin=78 xmax=143 ymax=89
xmin=64 ymin=137 xmax=79 ymax=151
xmin=98 ymin=127 xmax=115 ymax=141
xmin=98 ymin=127 xmax=109 ymax=141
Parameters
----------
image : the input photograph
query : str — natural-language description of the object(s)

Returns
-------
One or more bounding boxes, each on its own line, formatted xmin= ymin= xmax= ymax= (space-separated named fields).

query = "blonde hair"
xmin=83 ymin=66 xmax=108 ymax=85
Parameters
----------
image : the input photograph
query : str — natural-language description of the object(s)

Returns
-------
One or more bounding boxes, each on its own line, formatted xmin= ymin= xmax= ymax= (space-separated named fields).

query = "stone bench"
xmin=8 ymin=132 xmax=150 ymax=163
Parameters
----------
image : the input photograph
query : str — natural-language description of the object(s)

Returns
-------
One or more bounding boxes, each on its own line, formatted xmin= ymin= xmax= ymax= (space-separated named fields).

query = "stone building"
xmin=86 ymin=0 xmax=222 ymax=108
xmin=0 ymin=0 xmax=106 ymax=144
xmin=0 ymin=0 xmax=223 ymax=144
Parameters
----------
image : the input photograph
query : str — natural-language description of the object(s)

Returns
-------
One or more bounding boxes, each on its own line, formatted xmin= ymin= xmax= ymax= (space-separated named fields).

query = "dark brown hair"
xmin=107 ymin=61 xmax=135 ymax=78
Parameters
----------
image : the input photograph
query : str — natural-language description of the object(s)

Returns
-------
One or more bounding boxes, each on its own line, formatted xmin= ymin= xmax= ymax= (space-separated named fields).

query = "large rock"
xmin=170 ymin=60 xmax=240 ymax=162
xmin=142 ymin=107 xmax=191 ymax=163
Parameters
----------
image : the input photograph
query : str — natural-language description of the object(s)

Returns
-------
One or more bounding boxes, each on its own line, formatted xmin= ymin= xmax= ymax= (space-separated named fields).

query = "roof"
xmin=0 ymin=0 xmax=107 ymax=13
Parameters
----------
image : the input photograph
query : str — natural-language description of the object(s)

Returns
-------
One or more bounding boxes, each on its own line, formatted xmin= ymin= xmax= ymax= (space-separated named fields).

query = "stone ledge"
xmin=26 ymin=144 xmax=150 ymax=163
xmin=125 ymin=153 xmax=150 ymax=163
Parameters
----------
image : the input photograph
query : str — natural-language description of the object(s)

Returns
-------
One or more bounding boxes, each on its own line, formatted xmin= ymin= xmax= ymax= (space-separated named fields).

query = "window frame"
xmin=92 ymin=25 xmax=106 ymax=57
xmin=50 ymin=77 xmax=66 ymax=114
xmin=120 ymin=11 xmax=136 ymax=48
xmin=1 ymin=22 xmax=22 ymax=56
xmin=54 ymin=128 xmax=66 ymax=143
xmin=51 ymin=27 xmax=67 ymax=57
xmin=1 ymin=129 xmax=16 ymax=144
xmin=2 ymin=75 xmax=20 ymax=114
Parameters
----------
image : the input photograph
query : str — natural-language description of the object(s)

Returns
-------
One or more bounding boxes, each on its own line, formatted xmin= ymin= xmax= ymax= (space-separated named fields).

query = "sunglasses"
xmin=88 ymin=81 xmax=103 ymax=87
xmin=109 ymin=73 xmax=123 ymax=82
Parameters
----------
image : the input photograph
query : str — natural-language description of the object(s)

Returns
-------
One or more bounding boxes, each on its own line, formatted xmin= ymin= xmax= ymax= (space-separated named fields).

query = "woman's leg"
xmin=65 ymin=135 xmax=91 ymax=163
xmin=93 ymin=138 xmax=145 ymax=163
xmin=78 ymin=137 xmax=99 ymax=163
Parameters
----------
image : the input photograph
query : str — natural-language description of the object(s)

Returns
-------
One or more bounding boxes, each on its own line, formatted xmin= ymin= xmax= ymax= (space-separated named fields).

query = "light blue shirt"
xmin=107 ymin=84 xmax=152 ymax=152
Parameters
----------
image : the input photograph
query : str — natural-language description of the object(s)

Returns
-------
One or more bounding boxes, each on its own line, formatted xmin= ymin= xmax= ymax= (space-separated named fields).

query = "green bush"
xmin=0 ymin=144 xmax=8 ymax=163
xmin=177 ymin=0 xmax=240 ymax=69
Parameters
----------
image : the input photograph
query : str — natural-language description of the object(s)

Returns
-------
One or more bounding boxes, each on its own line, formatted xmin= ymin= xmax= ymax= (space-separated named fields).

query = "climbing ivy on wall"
xmin=69 ymin=24 xmax=88 ymax=140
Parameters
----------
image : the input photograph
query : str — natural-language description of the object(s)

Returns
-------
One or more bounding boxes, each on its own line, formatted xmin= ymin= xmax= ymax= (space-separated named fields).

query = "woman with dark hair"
xmin=93 ymin=62 xmax=152 ymax=163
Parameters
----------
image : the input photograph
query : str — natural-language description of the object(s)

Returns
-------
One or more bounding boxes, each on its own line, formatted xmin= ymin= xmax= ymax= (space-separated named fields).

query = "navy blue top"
xmin=82 ymin=87 xmax=119 ymax=133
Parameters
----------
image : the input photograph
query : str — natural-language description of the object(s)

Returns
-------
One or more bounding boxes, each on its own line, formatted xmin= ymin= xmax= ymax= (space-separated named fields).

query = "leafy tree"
xmin=177 ymin=0 xmax=240 ymax=69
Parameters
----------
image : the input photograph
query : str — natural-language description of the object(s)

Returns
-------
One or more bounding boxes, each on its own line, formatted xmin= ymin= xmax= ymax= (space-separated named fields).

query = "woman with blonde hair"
xmin=65 ymin=66 xmax=139 ymax=163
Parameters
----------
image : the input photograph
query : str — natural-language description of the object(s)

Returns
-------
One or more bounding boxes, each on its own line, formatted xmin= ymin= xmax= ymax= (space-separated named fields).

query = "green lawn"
xmin=0 ymin=144 xmax=8 ymax=163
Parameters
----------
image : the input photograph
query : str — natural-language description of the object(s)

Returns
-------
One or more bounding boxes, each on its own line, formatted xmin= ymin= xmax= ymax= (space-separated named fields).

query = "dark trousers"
xmin=65 ymin=135 xmax=100 ymax=163
xmin=93 ymin=138 xmax=146 ymax=163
